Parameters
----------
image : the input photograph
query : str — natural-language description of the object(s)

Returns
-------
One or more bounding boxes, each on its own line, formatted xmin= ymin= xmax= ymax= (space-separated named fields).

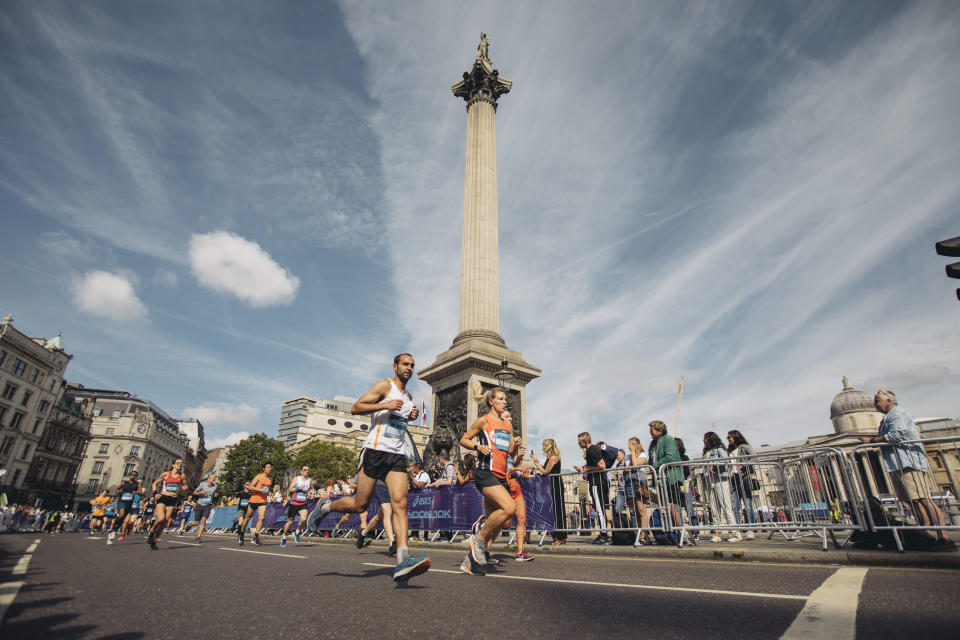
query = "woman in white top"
xmin=624 ymin=437 xmax=651 ymax=543
xmin=281 ymin=465 xmax=312 ymax=547
xmin=703 ymin=431 xmax=737 ymax=543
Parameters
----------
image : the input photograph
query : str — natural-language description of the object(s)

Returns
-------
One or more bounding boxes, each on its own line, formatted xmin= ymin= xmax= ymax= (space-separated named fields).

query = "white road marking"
xmin=11 ymin=556 xmax=31 ymax=576
xmin=25 ymin=540 xmax=39 ymax=553
xmin=219 ymin=548 xmax=307 ymax=559
xmin=360 ymin=563 xmax=808 ymax=600
xmin=0 ymin=581 xmax=25 ymax=626
xmin=168 ymin=541 xmax=202 ymax=547
xmin=780 ymin=567 xmax=868 ymax=640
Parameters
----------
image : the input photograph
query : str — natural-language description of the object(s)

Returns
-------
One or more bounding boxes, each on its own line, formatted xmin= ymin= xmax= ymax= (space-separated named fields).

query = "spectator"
xmin=456 ymin=454 xmax=477 ymax=485
xmin=674 ymin=438 xmax=699 ymax=532
xmin=530 ymin=438 xmax=566 ymax=546
xmin=624 ymin=436 xmax=650 ymax=542
xmin=574 ymin=432 xmax=620 ymax=545
xmin=648 ymin=420 xmax=682 ymax=533
xmin=407 ymin=463 xmax=430 ymax=542
xmin=863 ymin=390 xmax=955 ymax=551
xmin=727 ymin=429 xmax=757 ymax=540
xmin=703 ymin=431 xmax=737 ymax=543
xmin=429 ymin=455 xmax=456 ymax=488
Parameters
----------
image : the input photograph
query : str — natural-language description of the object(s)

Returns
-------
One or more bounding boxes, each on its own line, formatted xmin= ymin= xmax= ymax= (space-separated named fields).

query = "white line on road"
xmin=168 ymin=541 xmax=202 ymax=547
xmin=0 ymin=581 xmax=25 ymax=627
xmin=11 ymin=555 xmax=31 ymax=576
xmin=360 ymin=563 xmax=809 ymax=600
xmin=25 ymin=539 xmax=40 ymax=553
xmin=220 ymin=548 xmax=307 ymax=559
xmin=780 ymin=567 xmax=868 ymax=640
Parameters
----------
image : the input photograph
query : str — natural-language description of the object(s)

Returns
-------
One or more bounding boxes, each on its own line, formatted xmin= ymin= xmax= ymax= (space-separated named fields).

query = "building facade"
xmin=70 ymin=386 xmax=202 ymax=509
xmin=0 ymin=315 xmax=73 ymax=501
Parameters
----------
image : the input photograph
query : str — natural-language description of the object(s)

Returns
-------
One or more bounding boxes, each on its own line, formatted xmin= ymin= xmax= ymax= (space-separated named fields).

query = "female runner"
xmin=239 ymin=463 xmax=273 ymax=546
xmin=458 ymin=384 xmax=519 ymax=576
xmin=281 ymin=465 xmax=312 ymax=547
xmin=148 ymin=458 xmax=187 ymax=550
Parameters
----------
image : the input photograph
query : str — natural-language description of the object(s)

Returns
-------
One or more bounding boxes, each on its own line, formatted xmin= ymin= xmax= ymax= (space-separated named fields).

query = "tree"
xmin=293 ymin=441 xmax=358 ymax=485
xmin=218 ymin=433 xmax=291 ymax=498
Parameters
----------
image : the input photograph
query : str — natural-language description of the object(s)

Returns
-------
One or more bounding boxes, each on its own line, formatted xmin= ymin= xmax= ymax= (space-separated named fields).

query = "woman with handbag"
xmin=727 ymin=429 xmax=757 ymax=541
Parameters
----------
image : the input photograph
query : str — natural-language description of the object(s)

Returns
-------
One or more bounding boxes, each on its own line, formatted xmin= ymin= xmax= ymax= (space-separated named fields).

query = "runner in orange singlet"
xmin=239 ymin=463 xmax=273 ymax=546
xmin=148 ymin=458 xmax=187 ymax=550
xmin=458 ymin=385 xmax=519 ymax=576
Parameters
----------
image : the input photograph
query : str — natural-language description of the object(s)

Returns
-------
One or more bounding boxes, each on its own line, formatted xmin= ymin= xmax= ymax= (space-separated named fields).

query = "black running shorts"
xmin=358 ymin=448 xmax=407 ymax=481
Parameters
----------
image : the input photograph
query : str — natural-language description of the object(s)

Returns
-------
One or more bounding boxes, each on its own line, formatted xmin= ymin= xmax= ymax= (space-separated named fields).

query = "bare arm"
xmin=460 ymin=418 xmax=491 ymax=456
xmin=350 ymin=380 xmax=394 ymax=415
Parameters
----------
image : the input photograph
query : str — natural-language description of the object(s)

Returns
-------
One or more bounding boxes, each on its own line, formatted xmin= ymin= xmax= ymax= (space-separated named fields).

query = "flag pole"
xmin=674 ymin=376 xmax=684 ymax=440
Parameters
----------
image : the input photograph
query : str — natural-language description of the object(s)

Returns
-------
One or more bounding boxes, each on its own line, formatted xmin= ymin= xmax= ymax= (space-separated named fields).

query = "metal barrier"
xmin=848 ymin=435 xmax=960 ymax=552
xmin=658 ymin=447 xmax=865 ymax=550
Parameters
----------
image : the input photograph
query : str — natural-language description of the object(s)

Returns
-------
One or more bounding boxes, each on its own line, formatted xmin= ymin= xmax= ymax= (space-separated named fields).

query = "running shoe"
xmin=280 ymin=535 xmax=287 ymax=548
xmin=107 ymin=532 xmax=115 ymax=545
xmin=515 ymin=551 xmax=535 ymax=561
xmin=253 ymin=533 xmax=261 ymax=546
xmin=392 ymin=554 xmax=431 ymax=582
xmin=469 ymin=534 xmax=487 ymax=566
xmin=331 ymin=526 xmax=340 ymax=538
xmin=148 ymin=533 xmax=158 ymax=550
xmin=485 ymin=555 xmax=502 ymax=567
xmin=117 ymin=535 xmax=124 ymax=541
xmin=356 ymin=533 xmax=372 ymax=549
xmin=388 ymin=541 xmax=397 ymax=556
xmin=195 ymin=537 xmax=201 ymax=544
xmin=471 ymin=514 xmax=486 ymax=537
xmin=307 ymin=498 xmax=330 ymax=532
xmin=293 ymin=530 xmax=301 ymax=543
xmin=460 ymin=553 xmax=486 ymax=576
xmin=238 ymin=532 xmax=245 ymax=546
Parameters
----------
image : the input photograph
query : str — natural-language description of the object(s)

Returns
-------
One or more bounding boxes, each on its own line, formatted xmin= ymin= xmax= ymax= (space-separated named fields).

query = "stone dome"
xmin=830 ymin=377 xmax=875 ymax=418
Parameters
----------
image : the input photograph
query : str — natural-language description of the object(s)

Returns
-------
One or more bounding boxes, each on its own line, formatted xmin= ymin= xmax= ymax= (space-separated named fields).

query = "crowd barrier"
xmin=847 ymin=436 xmax=960 ymax=552
xmin=168 ymin=437 xmax=959 ymax=553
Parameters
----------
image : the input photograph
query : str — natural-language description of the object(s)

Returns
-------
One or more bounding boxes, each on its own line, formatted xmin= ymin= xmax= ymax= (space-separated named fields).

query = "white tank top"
xmin=362 ymin=379 xmax=413 ymax=455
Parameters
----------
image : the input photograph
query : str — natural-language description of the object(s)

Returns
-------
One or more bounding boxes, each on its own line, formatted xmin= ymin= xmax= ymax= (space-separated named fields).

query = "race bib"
xmin=239 ymin=499 xmax=249 ymax=507
xmin=198 ymin=496 xmax=211 ymax=506
xmin=259 ymin=484 xmax=270 ymax=492
xmin=294 ymin=491 xmax=307 ymax=502
xmin=383 ymin=417 xmax=408 ymax=439
xmin=493 ymin=429 xmax=511 ymax=451
xmin=164 ymin=481 xmax=179 ymax=492
xmin=121 ymin=493 xmax=133 ymax=501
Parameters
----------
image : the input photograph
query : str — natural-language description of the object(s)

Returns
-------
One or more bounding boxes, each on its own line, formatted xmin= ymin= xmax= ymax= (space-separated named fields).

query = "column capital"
xmin=452 ymin=60 xmax=512 ymax=109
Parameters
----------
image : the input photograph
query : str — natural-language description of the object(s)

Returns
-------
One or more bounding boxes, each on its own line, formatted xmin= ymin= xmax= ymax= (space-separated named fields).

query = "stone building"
xmin=70 ymin=386 xmax=204 ymax=509
xmin=278 ymin=394 xmax=432 ymax=455
xmin=0 ymin=315 xmax=74 ymax=501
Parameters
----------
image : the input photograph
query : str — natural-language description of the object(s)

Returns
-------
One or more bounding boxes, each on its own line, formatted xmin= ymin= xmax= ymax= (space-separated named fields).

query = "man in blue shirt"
xmin=862 ymin=390 xmax=955 ymax=551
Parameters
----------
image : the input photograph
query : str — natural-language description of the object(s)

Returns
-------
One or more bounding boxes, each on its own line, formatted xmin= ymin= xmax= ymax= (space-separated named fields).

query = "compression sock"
xmin=397 ymin=546 xmax=409 ymax=563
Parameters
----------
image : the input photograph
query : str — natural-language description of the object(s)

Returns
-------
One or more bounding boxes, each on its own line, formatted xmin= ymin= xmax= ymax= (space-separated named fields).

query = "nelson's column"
xmin=419 ymin=34 xmax=541 ymax=468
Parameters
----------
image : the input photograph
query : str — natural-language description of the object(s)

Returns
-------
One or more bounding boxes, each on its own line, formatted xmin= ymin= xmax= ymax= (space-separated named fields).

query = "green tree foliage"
xmin=293 ymin=441 xmax=357 ymax=486
xmin=218 ymin=433 xmax=291 ymax=498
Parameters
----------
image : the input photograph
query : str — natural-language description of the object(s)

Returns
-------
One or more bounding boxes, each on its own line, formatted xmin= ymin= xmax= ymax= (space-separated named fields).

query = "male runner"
xmin=177 ymin=496 xmax=196 ymax=535
xmin=356 ymin=480 xmax=395 ymax=552
xmin=192 ymin=473 xmax=221 ymax=543
xmin=234 ymin=481 xmax=253 ymax=545
xmin=109 ymin=470 xmax=142 ymax=543
xmin=311 ymin=353 xmax=430 ymax=582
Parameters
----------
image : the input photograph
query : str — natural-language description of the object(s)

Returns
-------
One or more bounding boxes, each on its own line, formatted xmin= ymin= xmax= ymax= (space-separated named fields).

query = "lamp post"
xmin=494 ymin=360 xmax=514 ymax=390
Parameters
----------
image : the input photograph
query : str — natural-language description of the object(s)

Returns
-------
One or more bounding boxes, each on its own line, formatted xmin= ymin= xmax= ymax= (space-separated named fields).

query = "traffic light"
xmin=935 ymin=235 xmax=960 ymax=301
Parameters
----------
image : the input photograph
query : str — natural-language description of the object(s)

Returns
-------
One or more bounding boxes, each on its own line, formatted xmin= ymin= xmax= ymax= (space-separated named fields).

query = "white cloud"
xmin=181 ymin=402 xmax=262 ymax=426
xmin=71 ymin=270 xmax=147 ymax=323
xmin=206 ymin=431 xmax=253 ymax=449
xmin=153 ymin=268 xmax=178 ymax=287
xmin=188 ymin=231 xmax=300 ymax=307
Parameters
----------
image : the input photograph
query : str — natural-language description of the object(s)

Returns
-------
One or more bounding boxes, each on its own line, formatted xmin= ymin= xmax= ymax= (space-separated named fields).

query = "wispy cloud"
xmin=181 ymin=402 xmax=261 ymax=426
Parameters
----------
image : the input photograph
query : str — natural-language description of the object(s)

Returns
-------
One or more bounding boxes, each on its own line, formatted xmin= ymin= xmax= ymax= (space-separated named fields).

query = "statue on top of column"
xmin=476 ymin=32 xmax=491 ymax=65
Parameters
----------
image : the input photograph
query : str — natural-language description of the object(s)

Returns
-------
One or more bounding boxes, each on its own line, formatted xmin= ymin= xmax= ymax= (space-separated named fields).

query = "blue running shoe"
xmin=307 ymin=498 xmax=330 ymax=532
xmin=393 ymin=554 xmax=431 ymax=582
xmin=293 ymin=530 xmax=301 ymax=544
xmin=280 ymin=535 xmax=287 ymax=548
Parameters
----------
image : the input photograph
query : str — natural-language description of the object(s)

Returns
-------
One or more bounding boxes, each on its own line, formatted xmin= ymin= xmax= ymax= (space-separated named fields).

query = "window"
xmin=11 ymin=359 xmax=26 ymax=377
xmin=30 ymin=368 xmax=39 ymax=383
xmin=11 ymin=469 xmax=20 ymax=485
xmin=0 ymin=350 xmax=5 ymax=366
xmin=86 ymin=479 xmax=99 ymax=494
xmin=327 ymin=418 xmax=337 ymax=425
xmin=0 ymin=405 xmax=6 ymax=422
xmin=55 ymin=466 xmax=66 ymax=482
xmin=10 ymin=411 xmax=24 ymax=429
xmin=20 ymin=444 xmax=30 ymax=460
xmin=361 ymin=424 xmax=369 ymax=431
xmin=0 ymin=435 xmax=12 ymax=455
xmin=98 ymin=443 xmax=109 ymax=454
xmin=92 ymin=461 xmax=104 ymax=474
xmin=48 ymin=379 xmax=55 ymax=392
xmin=111 ymin=410 xmax=122 ymax=419
xmin=21 ymin=391 xmax=31 ymax=407
xmin=32 ymin=418 xmax=41 ymax=433
xmin=2 ymin=383 xmax=16 ymax=400
xmin=92 ymin=408 xmax=102 ymax=417
xmin=344 ymin=421 xmax=353 ymax=428
xmin=38 ymin=399 xmax=49 ymax=414
xmin=123 ymin=463 xmax=136 ymax=476
xmin=105 ymin=427 xmax=115 ymax=435
xmin=130 ymin=445 xmax=140 ymax=456
xmin=58 ymin=438 xmax=67 ymax=453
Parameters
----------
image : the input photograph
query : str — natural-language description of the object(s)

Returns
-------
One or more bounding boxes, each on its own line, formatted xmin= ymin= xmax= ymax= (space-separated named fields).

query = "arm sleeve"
xmin=652 ymin=437 xmax=680 ymax=469
xmin=881 ymin=411 xmax=911 ymax=444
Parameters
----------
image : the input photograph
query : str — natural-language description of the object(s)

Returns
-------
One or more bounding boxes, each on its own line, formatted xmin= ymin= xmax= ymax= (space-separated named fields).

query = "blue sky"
xmin=2 ymin=1 xmax=958 ymax=463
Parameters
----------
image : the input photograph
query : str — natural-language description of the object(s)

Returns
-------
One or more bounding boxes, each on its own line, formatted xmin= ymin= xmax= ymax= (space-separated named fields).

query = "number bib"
xmin=259 ymin=484 xmax=270 ymax=493
xmin=294 ymin=491 xmax=308 ymax=503
xmin=121 ymin=492 xmax=133 ymax=502
xmin=198 ymin=496 xmax=211 ymax=506
xmin=239 ymin=499 xmax=249 ymax=507
xmin=383 ymin=417 xmax=408 ymax=439
xmin=492 ymin=429 xmax=511 ymax=451
xmin=164 ymin=481 xmax=179 ymax=492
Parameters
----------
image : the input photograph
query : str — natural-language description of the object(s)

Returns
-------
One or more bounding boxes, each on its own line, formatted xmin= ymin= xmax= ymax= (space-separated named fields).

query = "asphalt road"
xmin=1 ymin=532 xmax=958 ymax=639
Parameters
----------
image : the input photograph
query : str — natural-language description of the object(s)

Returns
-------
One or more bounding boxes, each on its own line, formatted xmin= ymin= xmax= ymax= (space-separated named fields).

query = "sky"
xmin=1 ymin=1 xmax=958 ymax=465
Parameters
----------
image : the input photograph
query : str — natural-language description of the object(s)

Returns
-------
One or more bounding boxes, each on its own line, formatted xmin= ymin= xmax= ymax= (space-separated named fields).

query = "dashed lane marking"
xmin=168 ymin=541 xmax=202 ymax=547
xmin=780 ymin=567 xmax=868 ymax=640
xmin=25 ymin=539 xmax=40 ymax=553
xmin=11 ymin=556 xmax=31 ymax=576
xmin=219 ymin=548 xmax=307 ymax=559
xmin=360 ymin=562 xmax=809 ymax=599
xmin=0 ymin=581 xmax=25 ymax=627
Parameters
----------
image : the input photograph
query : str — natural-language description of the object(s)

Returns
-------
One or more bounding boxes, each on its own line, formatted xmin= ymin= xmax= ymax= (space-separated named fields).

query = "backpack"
xmin=610 ymin=510 xmax=634 ymax=546
xmin=648 ymin=508 xmax=679 ymax=546
xmin=599 ymin=443 xmax=620 ymax=468
xmin=848 ymin=496 xmax=937 ymax=551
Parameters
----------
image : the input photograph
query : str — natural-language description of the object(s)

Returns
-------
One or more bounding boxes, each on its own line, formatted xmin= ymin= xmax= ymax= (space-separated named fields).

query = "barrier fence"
xmin=168 ymin=436 xmax=959 ymax=553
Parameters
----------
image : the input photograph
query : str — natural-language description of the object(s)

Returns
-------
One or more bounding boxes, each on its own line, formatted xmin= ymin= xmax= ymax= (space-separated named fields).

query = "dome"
xmin=830 ymin=377 xmax=875 ymax=418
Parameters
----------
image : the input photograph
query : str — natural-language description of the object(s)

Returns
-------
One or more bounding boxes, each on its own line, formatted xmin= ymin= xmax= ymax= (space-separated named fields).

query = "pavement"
xmin=0 ymin=531 xmax=958 ymax=639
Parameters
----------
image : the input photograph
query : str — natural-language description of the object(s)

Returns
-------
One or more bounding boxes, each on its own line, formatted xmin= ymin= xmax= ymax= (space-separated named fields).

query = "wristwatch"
xmin=473 ymin=444 xmax=479 ymax=451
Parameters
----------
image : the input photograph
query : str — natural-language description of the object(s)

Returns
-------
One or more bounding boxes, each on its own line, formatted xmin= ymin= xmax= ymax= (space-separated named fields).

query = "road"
xmin=1 ymin=532 xmax=958 ymax=639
